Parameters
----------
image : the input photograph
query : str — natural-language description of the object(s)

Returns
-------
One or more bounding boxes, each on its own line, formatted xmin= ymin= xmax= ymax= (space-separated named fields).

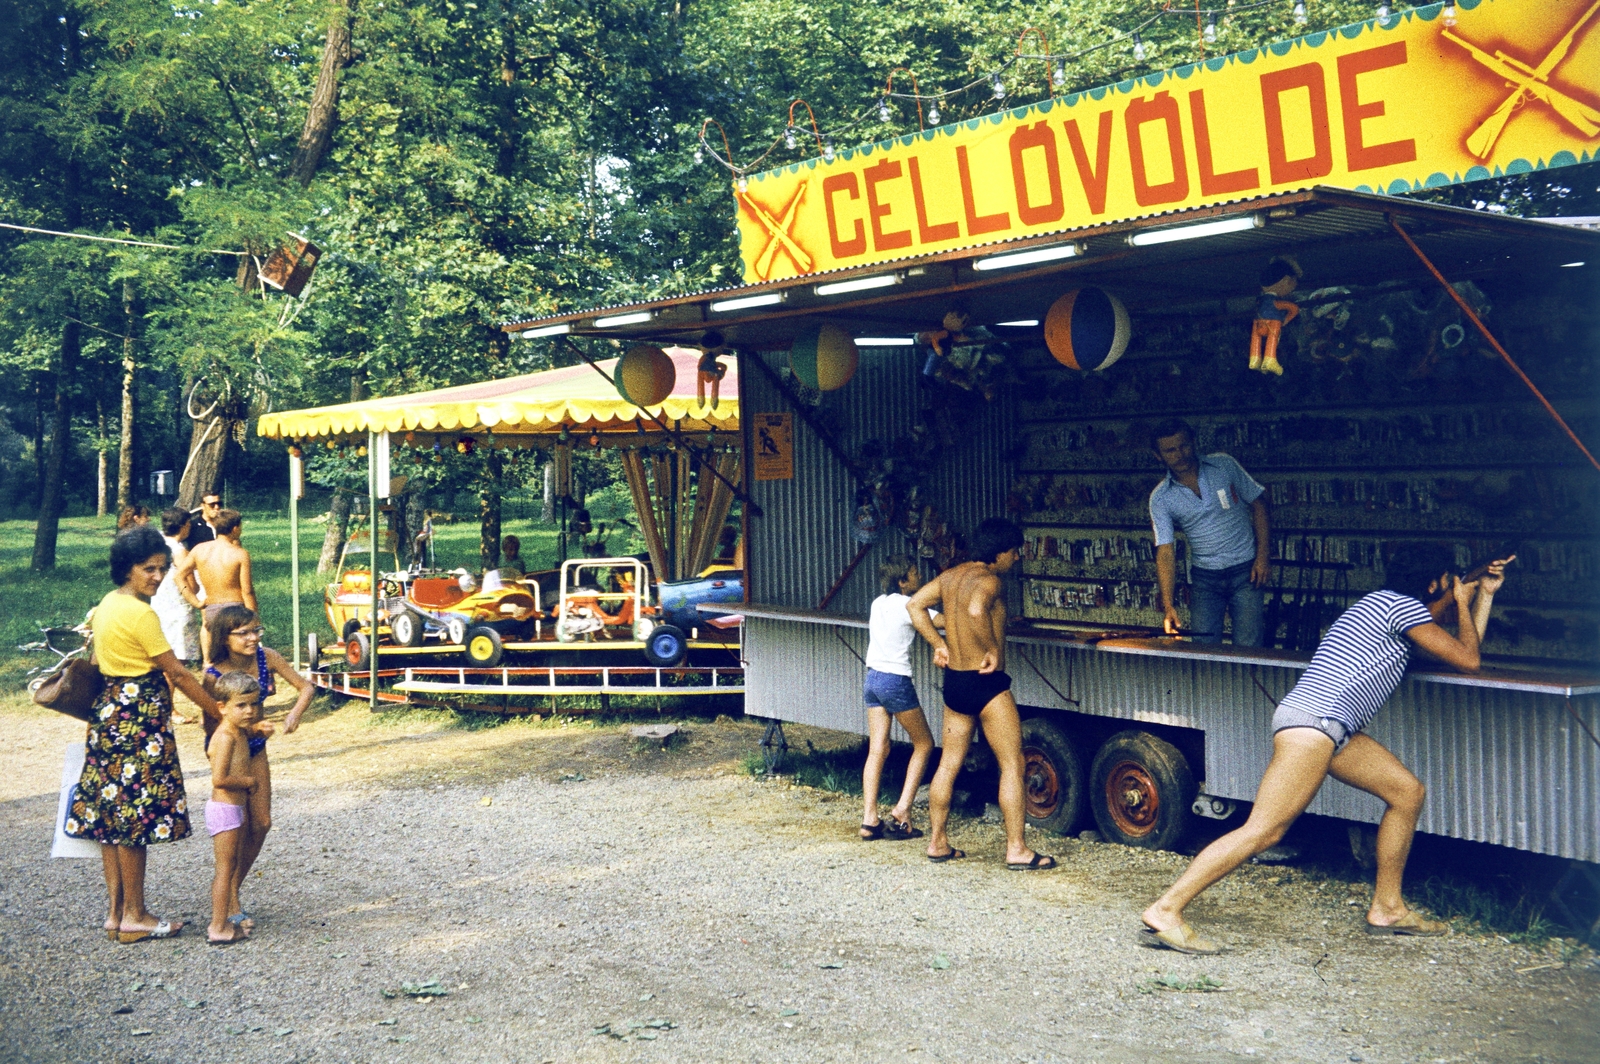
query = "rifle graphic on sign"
xmin=1444 ymin=0 xmax=1600 ymax=159
xmin=740 ymin=181 xmax=811 ymax=279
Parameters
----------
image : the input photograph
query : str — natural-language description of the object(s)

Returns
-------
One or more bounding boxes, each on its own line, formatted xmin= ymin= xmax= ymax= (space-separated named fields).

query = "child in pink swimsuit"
xmin=205 ymin=672 xmax=272 ymax=944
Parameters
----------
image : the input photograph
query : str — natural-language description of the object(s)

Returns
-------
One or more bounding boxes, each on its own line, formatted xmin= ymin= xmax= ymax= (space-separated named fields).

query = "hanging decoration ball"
xmin=357 ymin=445 xmax=368 ymax=457
xmin=287 ymin=444 xmax=302 ymax=459
xmin=790 ymin=323 xmax=858 ymax=391
xmin=614 ymin=344 xmax=677 ymax=407
xmin=404 ymin=431 xmax=415 ymax=444
xmin=1044 ymin=287 xmax=1131 ymax=372
xmin=456 ymin=436 xmax=476 ymax=454
xmin=325 ymin=440 xmax=337 ymax=450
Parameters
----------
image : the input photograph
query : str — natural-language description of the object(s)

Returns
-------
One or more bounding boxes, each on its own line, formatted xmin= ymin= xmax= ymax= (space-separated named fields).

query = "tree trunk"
xmin=541 ymin=459 xmax=554 ymax=523
xmin=31 ymin=319 xmax=79 ymax=571
xmin=116 ymin=279 xmax=135 ymax=510
xmin=404 ymin=491 xmax=428 ymax=566
xmin=289 ymin=0 xmax=356 ymax=188
xmin=317 ymin=490 xmax=352 ymax=575
xmin=96 ymin=401 xmax=108 ymax=517
xmin=32 ymin=377 xmax=45 ymax=509
xmin=176 ymin=412 xmax=230 ymax=509
xmin=479 ymin=450 xmax=503 ymax=571
xmin=495 ymin=12 xmax=518 ymax=178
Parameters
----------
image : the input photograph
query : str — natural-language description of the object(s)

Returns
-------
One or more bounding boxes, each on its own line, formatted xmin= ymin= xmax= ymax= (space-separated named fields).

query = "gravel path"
xmin=2 ymin=695 xmax=1596 ymax=1063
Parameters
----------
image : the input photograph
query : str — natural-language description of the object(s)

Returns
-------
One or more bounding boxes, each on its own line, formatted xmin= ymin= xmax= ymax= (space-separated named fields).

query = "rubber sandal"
xmin=859 ymin=822 xmax=885 ymax=841
xmin=229 ymin=912 xmax=255 ymax=930
xmin=926 ymin=848 xmax=966 ymax=863
xmin=117 ymin=920 xmax=179 ymax=944
xmin=1138 ymin=923 xmax=1222 ymax=955
xmin=1365 ymin=911 xmax=1447 ymax=937
xmin=883 ymin=817 xmax=923 ymax=841
xmin=1007 ymin=853 xmax=1058 ymax=871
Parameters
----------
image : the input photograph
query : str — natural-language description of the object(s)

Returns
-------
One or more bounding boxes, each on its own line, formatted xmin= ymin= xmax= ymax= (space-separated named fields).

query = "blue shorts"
xmin=864 ymin=669 xmax=921 ymax=715
xmin=1272 ymin=702 xmax=1352 ymax=754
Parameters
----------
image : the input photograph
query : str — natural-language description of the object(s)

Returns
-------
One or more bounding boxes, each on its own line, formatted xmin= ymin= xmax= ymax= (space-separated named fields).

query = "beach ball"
xmin=615 ymin=345 xmax=676 ymax=407
xmin=1044 ymin=287 xmax=1130 ymax=371
xmin=790 ymin=323 xmax=858 ymax=391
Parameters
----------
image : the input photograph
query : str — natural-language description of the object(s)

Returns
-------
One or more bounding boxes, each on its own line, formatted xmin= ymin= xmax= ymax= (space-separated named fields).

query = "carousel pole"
xmin=368 ymin=429 xmax=379 ymax=711
xmin=289 ymin=448 xmax=303 ymax=672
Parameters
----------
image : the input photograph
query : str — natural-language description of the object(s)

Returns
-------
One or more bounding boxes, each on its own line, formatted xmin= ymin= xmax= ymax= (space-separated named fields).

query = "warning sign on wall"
xmin=753 ymin=414 xmax=794 ymax=481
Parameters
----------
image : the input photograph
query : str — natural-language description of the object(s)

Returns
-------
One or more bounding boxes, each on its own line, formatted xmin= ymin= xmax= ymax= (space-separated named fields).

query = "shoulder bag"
xmin=32 ymin=657 xmax=104 ymax=723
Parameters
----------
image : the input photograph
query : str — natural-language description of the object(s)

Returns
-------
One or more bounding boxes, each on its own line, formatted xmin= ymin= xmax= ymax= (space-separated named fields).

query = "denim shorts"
xmin=1272 ymin=702 xmax=1352 ymax=754
xmin=864 ymin=669 xmax=921 ymax=715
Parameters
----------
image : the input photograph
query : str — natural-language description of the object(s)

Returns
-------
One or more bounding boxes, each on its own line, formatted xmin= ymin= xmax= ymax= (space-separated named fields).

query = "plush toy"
xmin=697 ymin=330 xmax=729 ymax=410
xmin=1250 ymin=258 xmax=1302 ymax=376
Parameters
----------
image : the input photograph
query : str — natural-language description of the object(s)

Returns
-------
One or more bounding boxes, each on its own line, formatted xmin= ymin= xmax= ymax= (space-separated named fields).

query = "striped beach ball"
xmin=614 ymin=345 xmax=676 ymax=407
xmin=1044 ymin=287 xmax=1130 ymax=371
xmin=790 ymin=323 xmax=858 ymax=391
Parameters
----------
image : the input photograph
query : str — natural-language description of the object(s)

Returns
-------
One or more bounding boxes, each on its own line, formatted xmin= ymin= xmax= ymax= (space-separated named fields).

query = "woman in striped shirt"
xmin=1139 ymin=543 xmax=1512 ymax=955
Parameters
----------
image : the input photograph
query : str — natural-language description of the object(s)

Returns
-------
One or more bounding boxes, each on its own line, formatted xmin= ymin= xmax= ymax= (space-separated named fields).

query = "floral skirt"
xmin=66 ymin=671 xmax=190 ymax=847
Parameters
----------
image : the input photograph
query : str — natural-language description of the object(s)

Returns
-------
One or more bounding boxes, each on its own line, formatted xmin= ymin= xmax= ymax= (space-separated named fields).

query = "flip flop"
xmin=228 ymin=912 xmax=255 ymax=930
xmin=1007 ymin=852 xmax=1058 ymax=871
xmin=926 ymin=848 xmax=966 ymax=863
xmin=1137 ymin=922 xmax=1222 ymax=956
xmin=118 ymin=920 xmax=180 ymax=945
xmin=1365 ymin=910 xmax=1447 ymax=937
xmin=883 ymin=817 xmax=923 ymax=841
xmin=859 ymin=822 xmax=885 ymax=841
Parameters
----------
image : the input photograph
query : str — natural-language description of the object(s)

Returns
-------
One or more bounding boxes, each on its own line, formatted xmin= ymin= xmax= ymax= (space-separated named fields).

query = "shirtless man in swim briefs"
xmin=176 ymin=509 xmax=257 ymax=666
xmin=907 ymin=518 xmax=1056 ymax=870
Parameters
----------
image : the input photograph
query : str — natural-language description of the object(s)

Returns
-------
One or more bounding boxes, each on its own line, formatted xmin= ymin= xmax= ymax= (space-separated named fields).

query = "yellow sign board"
xmin=736 ymin=0 xmax=1600 ymax=282
xmin=752 ymin=414 xmax=794 ymax=481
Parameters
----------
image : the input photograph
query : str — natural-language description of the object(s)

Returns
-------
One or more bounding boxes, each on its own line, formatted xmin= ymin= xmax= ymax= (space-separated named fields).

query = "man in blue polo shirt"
xmin=1148 ymin=419 xmax=1271 ymax=646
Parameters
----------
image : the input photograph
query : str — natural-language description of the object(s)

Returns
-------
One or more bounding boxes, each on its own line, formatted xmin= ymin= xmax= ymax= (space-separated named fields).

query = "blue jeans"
xmin=1190 ymin=561 xmax=1265 ymax=647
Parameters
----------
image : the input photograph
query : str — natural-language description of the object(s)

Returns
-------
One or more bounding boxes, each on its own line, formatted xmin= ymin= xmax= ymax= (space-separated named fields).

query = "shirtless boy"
xmin=908 ymin=518 xmax=1056 ymax=870
xmin=175 ymin=509 xmax=256 ymax=663
xmin=205 ymin=671 xmax=270 ymax=944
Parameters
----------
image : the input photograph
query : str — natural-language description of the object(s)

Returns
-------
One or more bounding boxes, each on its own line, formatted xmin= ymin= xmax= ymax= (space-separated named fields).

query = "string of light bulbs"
xmin=696 ymin=1 xmax=1443 ymax=183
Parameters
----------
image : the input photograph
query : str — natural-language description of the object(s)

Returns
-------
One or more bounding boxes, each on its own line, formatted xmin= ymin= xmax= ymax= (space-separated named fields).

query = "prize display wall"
xmin=1009 ymin=270 xmax=1600 ymax=664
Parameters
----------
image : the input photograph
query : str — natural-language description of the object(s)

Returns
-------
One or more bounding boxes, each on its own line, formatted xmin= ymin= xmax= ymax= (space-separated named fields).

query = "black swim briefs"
xmin=943 ymin=668 xmax=1012 ymax=716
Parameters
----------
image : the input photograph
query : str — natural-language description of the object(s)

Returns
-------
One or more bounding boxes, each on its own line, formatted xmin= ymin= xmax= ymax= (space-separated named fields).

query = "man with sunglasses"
xmin=185 ymin=493 xmax=223 ymax=551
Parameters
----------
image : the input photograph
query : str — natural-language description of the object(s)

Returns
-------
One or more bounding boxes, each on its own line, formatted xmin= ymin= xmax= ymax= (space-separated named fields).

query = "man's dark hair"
xmin=160 ymin=507 xmax=190 ymax=538
xmin=1259 ymin=257 xmax=1302 ymax=288
xmin=110 ymin=526 xmax=170 ymax=585
xmin=1150 ymin=418 xmax=1196 ymax=453
xmin=1382 ymin=542 xmax=1458 ymax=602
xmin=878 ymin=554 xmax=917 ymax=594
xmin=213 ymin=509 xmax=243 ymax=536
xmin=972 ymin=518 xmax=1024 ymax=564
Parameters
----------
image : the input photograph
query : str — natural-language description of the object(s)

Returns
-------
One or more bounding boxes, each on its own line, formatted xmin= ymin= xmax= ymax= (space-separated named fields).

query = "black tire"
xmin=390 ymin=610 xmax=425 ymax=648
xmin=344 ymin=632 xmax=372 ymax=672
xmin=341 ymin=617 xmax=363 ymax=643
xmin=1020 ymin=716 xmax=1087 ymax=836
xmin=643 ymin=623 xmax=688 ymax=668
xmin=306 ymin=632 xmax=322 ymax=672
xmin=1089 ymin=729 xmax=1196 ymax=851
xmin=463 ymin=625 xmax=504 ymax=668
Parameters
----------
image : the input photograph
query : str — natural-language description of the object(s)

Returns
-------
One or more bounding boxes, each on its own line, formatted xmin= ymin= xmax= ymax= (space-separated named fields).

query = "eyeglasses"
xmin=229 ymin=627 xmax=265 ymax=639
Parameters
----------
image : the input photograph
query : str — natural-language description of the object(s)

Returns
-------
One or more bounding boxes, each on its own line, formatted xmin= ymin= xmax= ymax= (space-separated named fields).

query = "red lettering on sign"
xmin=1337 ymin=42 xmax=1416 ymax=172
xmin=1063 ymin=111 xmax=1114 ymax=215
xmin=863 ymin=159 xmax=912 ymax=251
xmin=908 ymin=157 xmax=960 ymax=243
xmin=1261 ymin=62 xmax=1333 ymax=184
xmin=957 ymin=145 xmax=1010 ymax=235
xmin=1125 ymin=91 xmax=1190 ymax=206
xmin=1009 ymin=121 xmax=1065 ymax=226
xmin=1188 ymin=89 xmax=1260 ymax=195
xmin=823 ymin=172 xmax=867 ymax=258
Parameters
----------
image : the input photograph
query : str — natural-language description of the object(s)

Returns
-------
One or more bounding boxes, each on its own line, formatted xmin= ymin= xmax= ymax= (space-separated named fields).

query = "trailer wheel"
xmin=1089 ymin=729 xmax=1195 ymax=851
xmin=643 ymin=624 xmax=688 ymax=668
xmin=1020 ymin=717 xmax=1087 ymax=835
xmin=306 ymin=632 xmax=322 ymax=672
xmin=390 ymin=610 xmax=425 ymax=648
xmin=464 ymin=626 xmax=504 ymax=668
xmin=345 ymin=632 xmax=372 ymax=672
xmin=341 ymin=618 xmax=363 ymax=643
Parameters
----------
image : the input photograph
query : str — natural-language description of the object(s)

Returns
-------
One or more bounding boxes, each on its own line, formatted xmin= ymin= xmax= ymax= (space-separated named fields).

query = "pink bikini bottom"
xmin=205 ymin=800 xmax=245 ymax=836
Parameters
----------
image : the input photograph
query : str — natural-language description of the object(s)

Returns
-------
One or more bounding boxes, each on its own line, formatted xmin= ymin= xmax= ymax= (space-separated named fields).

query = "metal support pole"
xmin=369 ymin=429 xmax=379 ymax=711
xmin=290 ymin=452 xmax=301 ymax=672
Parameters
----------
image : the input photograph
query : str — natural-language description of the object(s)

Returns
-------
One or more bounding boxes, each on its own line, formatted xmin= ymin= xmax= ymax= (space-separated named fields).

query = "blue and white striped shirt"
xmin=1277 ymin=590 xmax=1436 ymax=735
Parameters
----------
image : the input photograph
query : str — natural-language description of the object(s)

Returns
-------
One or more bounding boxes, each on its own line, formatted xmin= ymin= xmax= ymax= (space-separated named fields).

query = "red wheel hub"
xmin=1023 ymin=747 xmax=1060 ymax=819
xmin=1104 ymin=759 xmax=1159 ymax=836
xmin=344 ymin=638 xmax=364 ymax=665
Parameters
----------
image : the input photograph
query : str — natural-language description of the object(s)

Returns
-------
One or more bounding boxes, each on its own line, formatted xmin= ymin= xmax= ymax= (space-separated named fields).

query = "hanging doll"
xmin=697 ymin=330 xmax=729 ymax=410
xmin=1249 ymin=258 xmax=1302 ymax=376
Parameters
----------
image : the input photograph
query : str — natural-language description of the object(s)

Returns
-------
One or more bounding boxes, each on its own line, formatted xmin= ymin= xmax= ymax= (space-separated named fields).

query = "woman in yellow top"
xmin=66 ymin=526 xmax=221 ymax=944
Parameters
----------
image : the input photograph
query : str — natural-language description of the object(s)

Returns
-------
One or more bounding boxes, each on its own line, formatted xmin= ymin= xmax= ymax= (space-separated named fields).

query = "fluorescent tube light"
xmin=994 ymin=319 xmax=1040 ymax=328
xmin=1560 ymin=261 xmax=1586 ymax=268
xmin=972 ymin=243 xmax=1081 ymax=271
xmin=592 ymin=310 xmax=653 ymax=327
xmin=517 ymin=323 xmax=570 ymax=338
xmin=814 ymin=273 xmax=900 ymax=296
xmin=1128 ymin=214 xmax=1263 ymax=246
xmin=710 ymin=292 xmax=785 ymax=312
xmin=853 ymin=337 xmax=915 ymax=346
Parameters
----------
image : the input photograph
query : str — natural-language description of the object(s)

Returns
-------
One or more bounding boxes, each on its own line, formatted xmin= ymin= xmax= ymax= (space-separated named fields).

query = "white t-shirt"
xmin=866 ymin=593 xmax=919 ymax=676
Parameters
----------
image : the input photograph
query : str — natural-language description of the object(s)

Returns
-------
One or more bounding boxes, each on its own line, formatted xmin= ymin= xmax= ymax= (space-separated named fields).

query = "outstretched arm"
xmin=266 ymin=647 xmax=315 ymax=733
xmin=907 ymin=578 xmax=948 ymax=667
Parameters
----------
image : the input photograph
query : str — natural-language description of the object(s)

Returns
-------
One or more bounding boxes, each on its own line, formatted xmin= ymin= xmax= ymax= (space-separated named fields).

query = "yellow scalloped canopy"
xmin=257 ymin=349 xmax=737 ymax=441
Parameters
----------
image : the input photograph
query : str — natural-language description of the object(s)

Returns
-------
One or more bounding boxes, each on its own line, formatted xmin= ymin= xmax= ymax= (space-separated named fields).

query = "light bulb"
xmin=879 ymin=97 xmax=891 ymax=123
xmin=992 ymin=72 xmax=1005 ymax=100
xmin=1204 ymin=13 xmax=1217 ymax=43
xmin=784 ymin=124 xmax=797 ymax=150
xmin=1052 ymin=61 xmax=1066 ymax=88
xmin=927 ymin=101 xmax=940 ymax=125
xmin=1293 ymin=0 xmax=1307 ymax=26
xmin=1376 ymin=2 xmax=1390 ymax=19
xmin=1132 ymin=32 xmax=1147 ymax=61
xmin=823 ymin=138 xmax=835 ymax=163
xmin=693 ymin=145 xmax=703 ymax=165
xmin=1441 ymin=1 xmax=1457 ymax=26
xmin=737 ymin=175 xmax=747 ymax=192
